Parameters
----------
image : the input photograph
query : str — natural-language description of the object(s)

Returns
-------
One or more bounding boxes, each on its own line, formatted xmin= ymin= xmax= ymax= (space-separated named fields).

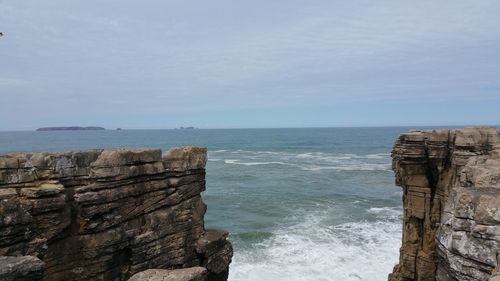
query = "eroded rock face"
xmin=389 ymin=128 xmax=500 ymax=281
xmin=0 ymin=147 xmax=232 ymax=281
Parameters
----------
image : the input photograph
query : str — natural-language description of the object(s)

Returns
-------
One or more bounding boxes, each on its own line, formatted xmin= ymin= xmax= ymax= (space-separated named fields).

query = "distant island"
xmin=177 ymin=126 xmax=197 ymax=130
xmin=36 ymin=126 xmax=105 ymax=131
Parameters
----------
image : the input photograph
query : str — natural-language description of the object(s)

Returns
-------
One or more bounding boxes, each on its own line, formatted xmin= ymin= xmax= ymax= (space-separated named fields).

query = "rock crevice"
xmin=0 ymin=147 xmax=232 ymax=281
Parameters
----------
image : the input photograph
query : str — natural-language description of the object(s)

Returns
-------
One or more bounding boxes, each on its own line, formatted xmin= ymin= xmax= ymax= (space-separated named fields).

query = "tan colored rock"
xmin=163 ymin=147 xmax=207 ymax=172
xmin=0 ymin=147 xmax=232 ymax=281
xmin=127 ymin=267 xmax=207 ymax=281
xmin=19 ymin=181 xmax=64 ymax=198
xmin=195 ymin=229 xmax=233 ymax=281
xmin=490 ymin=267 xmax=500 ymax=281
xmin=90 ymin=149 xmax=164 ymax=179
xmin=0 ymin=255 xmax=44 ymax=281
xmin=389 ymin=127 xmax=500 ymax=281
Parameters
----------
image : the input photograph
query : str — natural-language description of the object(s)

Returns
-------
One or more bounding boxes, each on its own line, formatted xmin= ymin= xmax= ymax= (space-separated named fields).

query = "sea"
xmin=0 ymin=127 xmax=417 ymax=281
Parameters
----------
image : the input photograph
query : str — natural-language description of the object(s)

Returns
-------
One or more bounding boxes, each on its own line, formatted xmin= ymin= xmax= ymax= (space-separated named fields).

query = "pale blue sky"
xmin=0 ymin=0 xmax=499 ymax=130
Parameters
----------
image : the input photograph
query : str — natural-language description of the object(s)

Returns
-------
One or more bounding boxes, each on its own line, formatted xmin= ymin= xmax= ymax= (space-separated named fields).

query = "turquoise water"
xmin=0 ymin=128 xmax=411 ymax=281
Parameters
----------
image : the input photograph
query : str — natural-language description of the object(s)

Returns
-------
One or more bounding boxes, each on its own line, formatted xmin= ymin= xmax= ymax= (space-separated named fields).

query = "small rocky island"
xmin=36 ymin=126 xmax=105 ymax=131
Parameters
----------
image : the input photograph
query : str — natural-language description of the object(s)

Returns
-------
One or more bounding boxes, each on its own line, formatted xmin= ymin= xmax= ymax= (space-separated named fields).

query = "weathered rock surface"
xmin=491 ymin=267 xmax=500 ymax=281
xmin=127 ymin=267 xmax=207 ymax=281
xmin=195 ymin=230 xmax=233 ymax=281
xmin=0 ymin=256 xmax=44 ymax=281
xmin=389 ymin=127 xmax=500 ymax=281
xmin=0 ymin=147 xmax=232 ymax=281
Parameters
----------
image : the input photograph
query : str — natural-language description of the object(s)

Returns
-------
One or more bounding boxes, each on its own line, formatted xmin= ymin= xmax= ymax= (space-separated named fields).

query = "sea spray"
xmin=229 ymin=206 xmax=402 ymax=281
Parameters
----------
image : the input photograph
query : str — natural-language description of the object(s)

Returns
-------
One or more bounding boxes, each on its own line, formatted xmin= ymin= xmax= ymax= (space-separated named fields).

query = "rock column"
xmin=389 ymin=128 xmax=500 ymax=281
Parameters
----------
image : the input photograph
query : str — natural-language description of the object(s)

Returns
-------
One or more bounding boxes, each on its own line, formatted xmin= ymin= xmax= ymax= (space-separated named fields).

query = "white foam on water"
xmin=221 ymin=160 xmax=392 ymax=172
xmin=216 ymin=150 xmax=392 ymax=172
xmin=368 ymin=207 xmax=403 ymax=219
xmin=298 ymin=164 xmax=391 ymax=171
xmin=365 ymin=154 xmax=386 ymax=159
xmin=296 ymin=152 xmax=353 ymax=161
xmin=229 ymin=208 xmax=402 ymax=281
xmin=227 ymin=150 xmax=290 ymax=156
xmin=221 ymin=160 xmax=390 ymax=171
xmin=224 ymin=159 xmax=288 ymax=166
xmin=214 ymin=150 xmax=389 ymax=160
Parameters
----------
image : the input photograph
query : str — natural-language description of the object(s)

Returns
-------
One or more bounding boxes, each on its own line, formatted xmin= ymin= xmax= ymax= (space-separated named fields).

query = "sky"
xmin=0 ymin=0 xmax=499 ymax=130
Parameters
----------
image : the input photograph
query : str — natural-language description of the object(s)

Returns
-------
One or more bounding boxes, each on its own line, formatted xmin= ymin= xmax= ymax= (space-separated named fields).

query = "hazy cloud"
xmin=0 ymin=0 xmax=499 ymax=129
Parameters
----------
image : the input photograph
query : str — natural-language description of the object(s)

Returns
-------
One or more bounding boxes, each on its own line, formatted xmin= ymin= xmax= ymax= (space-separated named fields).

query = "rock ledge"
xmin=0 ymin=146 xmax=232 ymax=281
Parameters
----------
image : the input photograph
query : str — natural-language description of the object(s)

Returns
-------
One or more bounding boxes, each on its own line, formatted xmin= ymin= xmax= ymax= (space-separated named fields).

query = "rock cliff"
xmin=388 ymin=128 xmax=500 ymax=281
xmin=0 ymin=147 xmax=232 ymax=281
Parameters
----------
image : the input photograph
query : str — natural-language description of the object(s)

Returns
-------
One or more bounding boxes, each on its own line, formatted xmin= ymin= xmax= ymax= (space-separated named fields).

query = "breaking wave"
xmin=229 ymin=207 xmax=402 ymax=281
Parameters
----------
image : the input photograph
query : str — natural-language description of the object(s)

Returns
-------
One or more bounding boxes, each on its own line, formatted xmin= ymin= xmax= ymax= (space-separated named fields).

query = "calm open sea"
xmin=0 ymin=127 xmax=422 ymax=281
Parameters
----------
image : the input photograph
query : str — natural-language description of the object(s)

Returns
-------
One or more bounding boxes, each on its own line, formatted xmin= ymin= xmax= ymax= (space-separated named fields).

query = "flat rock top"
xmin=400 ymin=127 xmax=499 ymax=143
xmin=163 ymin=146 xmax=208 ymax=171
xmin=0 ymin=147 xmax=207 ymax=171
xmin=91 ymin=148 xmax=163 ymax=167
xmin=127 ymin=267 xmax=207 ymax=281
xmin=195 ymin=229 xmax=229 ymax=252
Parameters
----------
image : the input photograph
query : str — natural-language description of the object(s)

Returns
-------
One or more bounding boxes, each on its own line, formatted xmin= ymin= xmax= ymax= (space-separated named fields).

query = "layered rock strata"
xmin=389 ymin=128 xmax=500 ymax=281
xmin=0 ymin=147 xmax=232 ymax=281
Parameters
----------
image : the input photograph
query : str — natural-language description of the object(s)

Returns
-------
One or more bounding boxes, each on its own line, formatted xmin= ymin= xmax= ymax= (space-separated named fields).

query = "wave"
xmin=211 ymin=149 xmax=228 ymax=153
xmin=367 ymin=207 xmax=403 ymax=219
xmin=212 ymin=149 xmax=392 ymax=173
xmin=296 ymin=152 xmax=353 ymax=161
xmin=229 ymin=207 xmax=402 ymax=281
xmin=224 ymin=159 xmax=288 ymax=166
xmin=212 ymin=150 xmax=389 ymax=159
xmin=365 ymin=154 xmax=388 ymax=159
xmin=299 ymin=164 xmax=391 ymax=171
xmin=222 ymin=159 xmax=391 ymax=171
xmin=296 ymin=152 xmax=390 ymax=161
xmin=227 ymin=150 xmax=287 ymax=155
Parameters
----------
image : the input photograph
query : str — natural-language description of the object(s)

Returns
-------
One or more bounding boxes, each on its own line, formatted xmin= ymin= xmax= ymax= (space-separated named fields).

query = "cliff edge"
xmin=389 ymin=127 xmax=500 ymax=281
xmin=0 ymin=147 xmax=232 ymax=281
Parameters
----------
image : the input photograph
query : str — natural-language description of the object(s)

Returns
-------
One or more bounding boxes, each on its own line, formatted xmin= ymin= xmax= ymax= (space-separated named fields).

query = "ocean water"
xmin=0 ymin=128 xmax=411 ymax=281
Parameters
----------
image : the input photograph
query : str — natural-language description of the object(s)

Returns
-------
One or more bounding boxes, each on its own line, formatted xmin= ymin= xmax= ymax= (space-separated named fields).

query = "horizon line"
xmin=0 ymin=124 xmax=498 ymax=132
